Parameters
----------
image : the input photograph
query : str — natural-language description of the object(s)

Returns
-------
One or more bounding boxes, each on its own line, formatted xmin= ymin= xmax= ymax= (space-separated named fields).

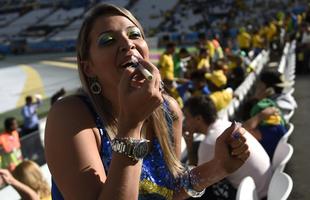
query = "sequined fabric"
xmin=101 ymin=132 xmax=176 ymax=200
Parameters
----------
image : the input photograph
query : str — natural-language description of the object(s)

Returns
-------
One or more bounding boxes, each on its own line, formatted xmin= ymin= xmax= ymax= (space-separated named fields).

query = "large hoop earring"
xmin=89 ymin=77 xmax=102 ymax=95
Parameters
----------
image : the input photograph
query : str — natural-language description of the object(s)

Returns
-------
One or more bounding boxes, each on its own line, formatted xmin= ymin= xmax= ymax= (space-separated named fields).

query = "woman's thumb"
xmin=219 ymin=121 xmax=238 ymax=143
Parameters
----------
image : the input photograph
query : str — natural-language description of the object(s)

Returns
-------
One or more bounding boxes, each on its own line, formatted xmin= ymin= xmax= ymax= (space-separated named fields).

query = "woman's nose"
xmin=119 ymin=37 xmax=135 ymax=52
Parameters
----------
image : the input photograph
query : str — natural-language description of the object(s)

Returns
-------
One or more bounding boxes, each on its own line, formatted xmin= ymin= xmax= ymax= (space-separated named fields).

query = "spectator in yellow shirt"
xmin=205 ymin=70 xmax=233 ymax=111
xmin=196 ymin=48 xmax=211 ymax=73
xmin=252 ymin=29 xmax=265 ymax=55
xmin=237 ymin=27 xmax=252 ymax=55
xmin=266 ymin=21 xmax=277 ymax=43
xmin=159 ymin=42 xmax=175 ymax=83
xmin=198 ymin=33 xmax=215 ymax=62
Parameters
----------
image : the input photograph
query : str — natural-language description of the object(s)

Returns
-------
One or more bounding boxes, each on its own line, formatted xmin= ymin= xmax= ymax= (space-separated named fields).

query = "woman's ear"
xmin=81 ymin=61 xmax=95 ymax=77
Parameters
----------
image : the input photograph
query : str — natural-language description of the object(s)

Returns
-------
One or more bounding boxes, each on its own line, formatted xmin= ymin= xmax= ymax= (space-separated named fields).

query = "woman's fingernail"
xmin=233 ymin=132 xmax=240 ymax=140
xmin=232 ymin=121 xmax=242 ymax=139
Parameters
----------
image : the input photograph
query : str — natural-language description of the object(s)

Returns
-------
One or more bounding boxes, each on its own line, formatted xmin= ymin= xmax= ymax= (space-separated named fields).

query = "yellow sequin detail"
xmin=139 ymin=179 xmax=174 ymax=200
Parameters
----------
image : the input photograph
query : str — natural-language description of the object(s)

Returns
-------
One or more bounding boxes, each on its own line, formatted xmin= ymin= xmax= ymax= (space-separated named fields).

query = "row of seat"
xmin=237 ymin=169 xmax=293 ymax=200
xmin=236 ymin=41 xmax=297 ymax=200
xmin=236 ymin=125 xmax=294 ymax=200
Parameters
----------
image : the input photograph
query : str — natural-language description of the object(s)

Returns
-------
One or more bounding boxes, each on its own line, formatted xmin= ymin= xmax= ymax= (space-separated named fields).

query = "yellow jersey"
xmin=159 ymin=53 xmax=174 ymax=81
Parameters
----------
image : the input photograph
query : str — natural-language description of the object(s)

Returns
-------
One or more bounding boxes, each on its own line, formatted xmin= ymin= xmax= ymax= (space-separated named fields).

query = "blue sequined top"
xmin=51 ymin=96 xmax=177 ymax=200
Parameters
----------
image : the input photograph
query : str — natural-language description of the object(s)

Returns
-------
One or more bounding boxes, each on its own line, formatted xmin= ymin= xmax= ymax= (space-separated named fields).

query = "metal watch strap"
xmin=111 ymin=137 xmax=149 ymax=161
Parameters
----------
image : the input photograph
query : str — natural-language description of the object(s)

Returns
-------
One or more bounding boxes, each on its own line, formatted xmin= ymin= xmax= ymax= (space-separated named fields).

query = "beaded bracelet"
xmin=180 ymin=166 xmax=206 ymax=198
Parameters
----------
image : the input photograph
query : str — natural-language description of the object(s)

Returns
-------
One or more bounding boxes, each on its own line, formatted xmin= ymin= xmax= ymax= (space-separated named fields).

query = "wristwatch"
xmin=111 ymin=137 xmax=150 ymax=161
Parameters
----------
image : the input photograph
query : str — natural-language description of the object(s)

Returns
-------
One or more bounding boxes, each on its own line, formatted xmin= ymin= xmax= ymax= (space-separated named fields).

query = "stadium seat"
xmin=236 ymin=176 xmax=259 ymax=200
xmin=272 ymin=142 xmax=294 ymax=172
xmin=281 ymin=123 xmax=294 ymax=143
xmin=267 ymin=170 xmax=293 ymax=200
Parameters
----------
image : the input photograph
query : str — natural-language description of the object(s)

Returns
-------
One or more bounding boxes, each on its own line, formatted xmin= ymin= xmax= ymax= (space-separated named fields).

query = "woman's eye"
xmin=97 ymin=34 xmax=114 ymax=46
xmin=128 ymin=27 xmax=142 ymax=39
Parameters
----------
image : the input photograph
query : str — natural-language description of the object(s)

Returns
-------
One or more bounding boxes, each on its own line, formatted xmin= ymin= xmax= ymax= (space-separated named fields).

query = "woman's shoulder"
xmin=46 ymin=94 xmax=96 ymax=134
xmin=51 ymin=94 xmax=86 ymax=109
xmin=48 ymin=94 xmax=94 ymax=118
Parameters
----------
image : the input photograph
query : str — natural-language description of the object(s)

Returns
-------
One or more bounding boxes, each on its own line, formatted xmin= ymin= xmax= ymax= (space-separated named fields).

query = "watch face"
xmin=133 ymin=141 xmax=149 ymax=159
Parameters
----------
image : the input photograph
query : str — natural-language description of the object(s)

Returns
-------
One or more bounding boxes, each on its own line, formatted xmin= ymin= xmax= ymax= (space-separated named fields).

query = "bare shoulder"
xmin=45 ymin=95 xmax=105 ymax=199
xmin=45 ymin=95 xmax=96 ymax=138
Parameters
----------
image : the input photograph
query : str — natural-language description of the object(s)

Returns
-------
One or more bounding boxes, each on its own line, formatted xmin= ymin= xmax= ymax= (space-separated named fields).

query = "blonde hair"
xmin=13 ymin=160 xmax=50 ymax=198
xmin=76 ymin=3 xmax=183 ymax=177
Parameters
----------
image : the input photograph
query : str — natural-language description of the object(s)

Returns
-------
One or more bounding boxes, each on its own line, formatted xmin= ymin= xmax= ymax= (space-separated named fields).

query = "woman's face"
xmin=85 ymin=14 xmax=149 ymax=100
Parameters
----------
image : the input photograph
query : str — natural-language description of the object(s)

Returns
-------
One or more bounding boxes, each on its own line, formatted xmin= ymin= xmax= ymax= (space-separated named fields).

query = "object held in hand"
xmin=132 ymin=56 xmax=153 ymax=80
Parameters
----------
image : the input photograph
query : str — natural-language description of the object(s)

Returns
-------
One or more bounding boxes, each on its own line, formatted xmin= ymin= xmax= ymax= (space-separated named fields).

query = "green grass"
xmin=0 ymin=97 xmax=51 ymax=133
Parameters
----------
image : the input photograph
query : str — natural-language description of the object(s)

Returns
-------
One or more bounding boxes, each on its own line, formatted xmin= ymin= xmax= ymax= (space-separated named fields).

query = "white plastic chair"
xmin=284 ymin=109 xmax=295 ymax=123
xmin=281 ymin=123 xmax=294 ymax=143
xmin=236 ymin=176 xmax=259 ymax=200
xmin=272 ymin=142 xmax=294 ymax=172
xmin=233 ymin=98 xmax=240 ymax=110
xmin=267 ymin=170 xmax=293 ymax=200
xmin=218 ymin=108 xmax=229 ymax=120
xmin=227 ymin=101 xmax=235 ymax=118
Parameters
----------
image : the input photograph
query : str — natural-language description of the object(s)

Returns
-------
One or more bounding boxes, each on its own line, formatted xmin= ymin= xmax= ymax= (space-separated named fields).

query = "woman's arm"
xmin=0 ymin=169 xmax=39 ymax=200
xmin=45 ymin=96 xmax=143 ymax=200
xmin=173 ymin=122 xmax=250 ymax=200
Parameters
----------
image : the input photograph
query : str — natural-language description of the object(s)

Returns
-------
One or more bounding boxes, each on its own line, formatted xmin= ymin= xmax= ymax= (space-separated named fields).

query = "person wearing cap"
xmin=242 ymin=69 xmax=290 ymax=159
xmin=254 ymin=69 xmax=297 ymax=121
xmin=205 ymin=70 xmax=233 ymax=111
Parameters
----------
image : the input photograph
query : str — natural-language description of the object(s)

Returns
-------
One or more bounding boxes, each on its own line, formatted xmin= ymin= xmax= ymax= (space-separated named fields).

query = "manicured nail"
xmin=232 ymin=121 xmax=241 ymax=139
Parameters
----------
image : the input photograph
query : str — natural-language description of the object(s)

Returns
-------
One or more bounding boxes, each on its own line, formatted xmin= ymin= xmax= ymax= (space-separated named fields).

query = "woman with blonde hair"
xmin=44 ymin=3 xmax=249 ymax=200
xmin=0 ymin=160 xmax=51 ymax=200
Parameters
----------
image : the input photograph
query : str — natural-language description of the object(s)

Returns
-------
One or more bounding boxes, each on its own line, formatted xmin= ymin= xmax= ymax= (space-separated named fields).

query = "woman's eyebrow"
xmin=98 ymin=25 xmax=136 ymax=36
xmin=98 ymin=30 xmax=113 ymax=36
xmin=126 ymin=25 xmax=137 ymax=30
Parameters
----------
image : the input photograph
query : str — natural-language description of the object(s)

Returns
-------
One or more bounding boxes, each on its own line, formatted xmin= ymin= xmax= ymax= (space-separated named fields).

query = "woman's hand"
xmin=181 ymin=123 xmax=249 ymax=194
xmin=118 ymin=58 xmax=163 ymax=133
xmin=213 ymin=122 xmax=250 ymax=175
xmin=0 ymin=168 xmax=15 ymax=185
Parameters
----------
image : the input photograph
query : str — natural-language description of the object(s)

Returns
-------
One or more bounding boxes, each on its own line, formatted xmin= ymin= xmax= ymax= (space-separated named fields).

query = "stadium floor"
xmin=0 ymin=52 xmax=80 ymax=113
